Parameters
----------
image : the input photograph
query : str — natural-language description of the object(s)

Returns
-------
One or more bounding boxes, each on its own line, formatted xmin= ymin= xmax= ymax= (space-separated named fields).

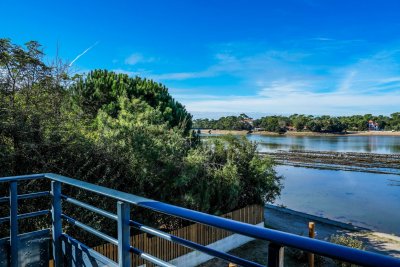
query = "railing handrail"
xmin=1 ymin=173 xmax=400 ymax=267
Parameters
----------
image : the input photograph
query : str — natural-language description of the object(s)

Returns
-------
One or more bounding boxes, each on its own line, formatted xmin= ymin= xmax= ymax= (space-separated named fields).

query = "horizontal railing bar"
xmin=0 ymin=191 xmax=50 ymax=203
xmin=2 ymin=173 xmax=400 ymax=267
xmin=0 ymin=216 xmax=8 ymax=224
xmin=130 ymin=246 xmax=175 ymax=267
xmin=43 ymin=174 xmax=400 ymax=267
xmin=46 ymin=173 xmax=151 ymax=205
xmin=130 ymin=220 xmax=264 ymax=267
xmin=57 ymin=195 xmax=262 ymax=266
xmin=61 ymin=194 xmax=118 ymax=221
xmin=142 ymin=202 xmax=400 ymax=267
xmin=61 ymin=213 xmax=118 ymax=245
xmin=0 ymin=209 xmax=50 ymax=224
xmin=0 ymin=174 xmax=45 ymax=183
xmin=18 ymin=191 xmax=51 ymax=200
xmin=18 ymin=209 xmax=50 ymax=220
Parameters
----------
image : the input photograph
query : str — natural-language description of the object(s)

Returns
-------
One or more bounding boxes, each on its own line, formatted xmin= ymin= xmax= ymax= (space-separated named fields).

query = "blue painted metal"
xmin=0 ymin=173 xmax=45 ymax=182
xmin=1 ymin=173 xmax=400 ymax=267
xmin=129 ymin=246 xmax=175 ymax=267
xmin=129 ymin=220 xmax=264 ymax=267
xmin=60 ymin=196 xmax=173 ymax=266
xmin=0 ymin=215 xmax=10 ymax=224
xmin=0 ymin=210 xmax=50 ymax=224
xmin=61 ymin=194 xmax=118 ymax=220
xmin=61 ymin=213 xmax=118 ymax=245
xmin=9 ymin=181 xmax=18 ymax=267
xmin=0 ymin=229 xmax=50 ymax=267
xmin=53 ymin=195 xmax=255 ymax=267
xmin=18 ymin=209 xmax=50 ymax=220
xmin=61 ymin=234 xmax=118 ymax=267
xmin=117 ymin=201 xmax=131 ymax=267
xmin=51 ymin=181 xmax=63 ymax=267
xmin=18 ymin=190 xmax=50 ymax=200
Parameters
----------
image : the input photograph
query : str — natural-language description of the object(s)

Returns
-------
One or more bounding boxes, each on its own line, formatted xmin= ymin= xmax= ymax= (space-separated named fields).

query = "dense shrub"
xmin=0 ymin=39 xmax=282 ymax=244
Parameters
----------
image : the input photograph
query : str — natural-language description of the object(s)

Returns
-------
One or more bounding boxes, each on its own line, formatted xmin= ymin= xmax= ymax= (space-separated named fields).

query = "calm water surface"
xmin=275 ymin=165 xmax=400 ymax=235
xmin=246 ymin=135 xmax=400 ymax=154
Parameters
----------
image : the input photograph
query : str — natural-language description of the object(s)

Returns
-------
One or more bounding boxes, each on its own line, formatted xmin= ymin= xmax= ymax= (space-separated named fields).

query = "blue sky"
xmin=1 ymin=0 xmax=400 ymax=118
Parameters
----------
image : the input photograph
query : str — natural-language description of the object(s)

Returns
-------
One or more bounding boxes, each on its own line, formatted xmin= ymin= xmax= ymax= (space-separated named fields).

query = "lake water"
xmin=244 ymin=135 xmax=400 ymax=154
xmin=202 ymin=133 xmax=400 ymax=234
xmin=275 ymin=165 xmax=400 ymax=235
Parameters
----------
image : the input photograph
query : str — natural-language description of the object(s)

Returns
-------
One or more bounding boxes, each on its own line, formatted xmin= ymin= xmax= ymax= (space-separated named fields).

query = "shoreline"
xmin=264 ymin=205 xmax=400 ymax=258
xmin=199 ymin=129 xmax=400 ymax=137
xmin=201 ymin=205 xmax=400 ymax=266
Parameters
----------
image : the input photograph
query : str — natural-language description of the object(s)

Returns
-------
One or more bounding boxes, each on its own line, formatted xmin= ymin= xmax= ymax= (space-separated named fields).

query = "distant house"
xmin=254 ymin=127 xmax=265 ymax=131
xmin=241 ymin=118 xmax=254 ymax=126
xmin=368 ymin=120 xmax=380 ymax=131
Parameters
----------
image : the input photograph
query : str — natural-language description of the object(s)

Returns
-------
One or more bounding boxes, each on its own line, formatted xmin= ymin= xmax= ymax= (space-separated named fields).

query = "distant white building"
xmin=241 ymin=118 xmax=254 ymax=126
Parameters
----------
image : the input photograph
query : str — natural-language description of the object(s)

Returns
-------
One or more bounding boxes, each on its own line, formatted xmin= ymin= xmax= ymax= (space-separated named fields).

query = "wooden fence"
xmin=93 ymin=204 xmax=264 ymax=266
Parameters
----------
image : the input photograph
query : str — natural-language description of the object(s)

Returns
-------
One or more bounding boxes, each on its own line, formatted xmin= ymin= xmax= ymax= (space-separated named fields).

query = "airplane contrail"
xmin=69 ymin=41 xmax=99 ymax=67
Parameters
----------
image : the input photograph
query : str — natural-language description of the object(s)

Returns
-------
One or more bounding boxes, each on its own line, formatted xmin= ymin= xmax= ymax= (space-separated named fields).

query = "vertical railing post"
xmin=9 ymin=181 xmax=18 ymax=267
xmin=51 ymin=181 xmax=63 ymax=266
xmin=117 ymin=201 xmax=131 ymax=267
xmin=268 ymin=242 xmax=284 ymax=267
xmin=308 ymin=222 xmax=315 ymax=267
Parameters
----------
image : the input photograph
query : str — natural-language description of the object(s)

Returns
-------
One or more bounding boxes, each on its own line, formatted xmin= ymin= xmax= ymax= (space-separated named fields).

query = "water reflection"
xmin=245 ymin=135 xmax=400 ymax=154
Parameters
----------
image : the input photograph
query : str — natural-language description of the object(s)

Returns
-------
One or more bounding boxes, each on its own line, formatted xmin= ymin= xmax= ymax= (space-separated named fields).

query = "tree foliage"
xmin=70 ymin=70 xmax=192 ymax=134
xmin=193 ymin=115 xmax=253 ymax=131
xmin=176 ymin=135 xmax=282 ymax=214
xmin=0 ymin=39 xmax=282 ymax=243
xmin=195 ymin=113 xmax=400 ymax=133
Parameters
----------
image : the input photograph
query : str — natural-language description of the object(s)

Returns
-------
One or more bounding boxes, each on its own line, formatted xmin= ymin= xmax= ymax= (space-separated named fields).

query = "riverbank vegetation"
xmin=194 ymin=113 xmax=400 ymax=133
xmin=0 ymin=39 xmax=282 ymax=241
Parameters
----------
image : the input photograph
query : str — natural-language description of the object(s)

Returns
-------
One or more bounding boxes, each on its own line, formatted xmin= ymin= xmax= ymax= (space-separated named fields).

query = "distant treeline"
xmin=193 ymin=113 xmax=400 ymax=133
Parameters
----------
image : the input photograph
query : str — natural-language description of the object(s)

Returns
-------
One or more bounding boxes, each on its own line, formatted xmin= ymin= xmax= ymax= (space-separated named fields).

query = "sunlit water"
xmin=201 ymin=134 xmax=400 ymax=154
xmin=201 ymin=134 xmax=400 ymax=233
xmin=247 ymin=135 xmax=400 ymax=154
xmin=274 ymin=165 xmax=400 ymax=235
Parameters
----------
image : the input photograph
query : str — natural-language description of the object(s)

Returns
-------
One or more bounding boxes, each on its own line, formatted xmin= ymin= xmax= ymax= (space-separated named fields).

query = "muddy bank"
xmin=260 ymin=150 xmax=400 ymax=175
xmin=200 ymin=205 xmax=400 ymax=267
xmin=264 ymin=205 xmax=400 ymax=259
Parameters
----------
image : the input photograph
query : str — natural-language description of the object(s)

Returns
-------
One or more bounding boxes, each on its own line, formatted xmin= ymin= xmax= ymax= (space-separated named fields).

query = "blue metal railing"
xmin=1 ymin=173 xmax=400 ymax=267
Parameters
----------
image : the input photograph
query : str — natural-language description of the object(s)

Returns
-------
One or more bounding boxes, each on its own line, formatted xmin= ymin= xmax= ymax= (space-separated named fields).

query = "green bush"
xmin=0 ymin=39 xmax=283 ymax=245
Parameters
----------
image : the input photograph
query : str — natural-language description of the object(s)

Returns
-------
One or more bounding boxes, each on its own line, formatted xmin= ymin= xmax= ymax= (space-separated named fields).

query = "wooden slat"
xmin=87 ymin=205 xmax=263 ymax=266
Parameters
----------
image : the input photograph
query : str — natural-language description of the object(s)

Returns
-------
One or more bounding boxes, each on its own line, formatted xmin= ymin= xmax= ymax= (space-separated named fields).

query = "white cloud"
xmin=149 ymin=49 xmax=310 ymax=82
xmin=123 ymin=40 xmax=400 ymax=116
xmin=124 ymin=53 xmax=155 ymax=65
xmin=337 ymin=71 xmax=357 ymax=92
xmin=182 ymin=89 xmax=400 ymax=116
xmin=258 ymin=80 xmax=312 ymax=97
xmin=125 ymin=54 xmax=143 ymax=65
xmin=150 ymin=71 xmax=214 ymax=80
